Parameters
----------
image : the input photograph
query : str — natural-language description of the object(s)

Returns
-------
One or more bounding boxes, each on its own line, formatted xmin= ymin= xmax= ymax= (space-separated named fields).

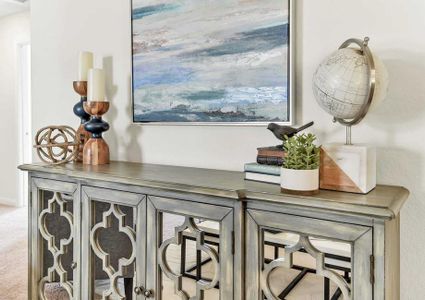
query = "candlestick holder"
xmin=73 ymin=81 xmax=91 ymax=162
xmin=83 ymin=101 xmax=110 ymax=165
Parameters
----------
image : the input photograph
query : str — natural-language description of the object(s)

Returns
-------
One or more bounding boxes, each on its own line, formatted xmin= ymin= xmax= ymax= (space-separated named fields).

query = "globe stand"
xmin=320 ymin=37 xmax=378 ymax=194
xmin=345 ymin=126 xmax=352 ymax=145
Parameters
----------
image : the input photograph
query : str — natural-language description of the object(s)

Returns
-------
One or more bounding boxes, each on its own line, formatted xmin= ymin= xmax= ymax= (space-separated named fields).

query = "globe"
xmin=313 ymin=40 xmax=389 ymax=121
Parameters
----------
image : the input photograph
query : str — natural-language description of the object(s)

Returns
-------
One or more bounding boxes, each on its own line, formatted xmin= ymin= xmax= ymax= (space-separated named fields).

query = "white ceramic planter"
xmin=281 ymin=168 xmax=319 ymax=194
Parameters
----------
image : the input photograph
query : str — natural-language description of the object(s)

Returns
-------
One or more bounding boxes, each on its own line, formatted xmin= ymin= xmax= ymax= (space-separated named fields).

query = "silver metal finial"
xmin=363 ymin=37 xmax=370 ymax=46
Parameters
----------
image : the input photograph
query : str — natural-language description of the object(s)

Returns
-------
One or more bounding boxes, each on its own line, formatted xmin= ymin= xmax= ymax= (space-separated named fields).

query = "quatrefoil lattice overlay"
xmin=90 ymin=203 xmax=136 ymax=300
xmin=158 ymin=217 xmax=220 ymax=300
xmin=261 ymin=235 xmax=351 ymax=300
xmin=38 ymin=192 xmax=74 ymax=299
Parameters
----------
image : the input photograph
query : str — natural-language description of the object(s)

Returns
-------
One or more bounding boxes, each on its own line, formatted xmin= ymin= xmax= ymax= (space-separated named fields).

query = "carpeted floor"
xmin=0 ymin=205 xmax=28 ymax=299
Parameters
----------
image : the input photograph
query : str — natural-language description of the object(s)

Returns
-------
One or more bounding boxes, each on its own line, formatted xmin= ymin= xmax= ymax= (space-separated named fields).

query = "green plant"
xmin=283 ymin=133 xmax=321 ymax=170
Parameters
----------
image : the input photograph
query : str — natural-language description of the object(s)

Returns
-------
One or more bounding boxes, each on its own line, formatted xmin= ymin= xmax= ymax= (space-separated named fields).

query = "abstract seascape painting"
xmin=132 ymin=0 xmax=292 ymax=124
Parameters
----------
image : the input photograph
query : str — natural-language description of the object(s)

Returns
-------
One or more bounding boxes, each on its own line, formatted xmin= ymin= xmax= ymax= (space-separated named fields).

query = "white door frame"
xmin=17 ymin=42 xmax=31 ymax=207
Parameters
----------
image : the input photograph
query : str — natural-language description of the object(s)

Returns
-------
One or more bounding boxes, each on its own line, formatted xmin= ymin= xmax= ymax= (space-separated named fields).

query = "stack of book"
xmin=244 ymin=162 xmax=281 ymax=184
xmin=244 ymin=146 xmax=286 ymax=184
xmin=256 ymin=146 xmax=286 ymax=166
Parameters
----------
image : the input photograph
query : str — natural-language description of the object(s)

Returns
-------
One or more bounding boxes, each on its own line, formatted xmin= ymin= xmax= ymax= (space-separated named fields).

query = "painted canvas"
xmin=132 ymin=0 xmax=292 ymax=123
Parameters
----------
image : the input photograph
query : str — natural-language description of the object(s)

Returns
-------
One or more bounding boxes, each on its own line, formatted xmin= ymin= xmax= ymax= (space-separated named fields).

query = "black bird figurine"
xmin=267 ymin=121 xmax=314 ymax=141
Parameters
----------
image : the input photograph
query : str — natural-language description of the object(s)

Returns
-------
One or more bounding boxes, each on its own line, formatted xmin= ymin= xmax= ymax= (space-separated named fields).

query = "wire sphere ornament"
xmin=34 ymin=126 xmax=80 ymax=164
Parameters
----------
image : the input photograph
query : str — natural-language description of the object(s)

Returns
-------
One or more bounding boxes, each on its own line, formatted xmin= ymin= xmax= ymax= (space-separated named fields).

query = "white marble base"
xmin=320 ymin=143 xmax=376 ymax=194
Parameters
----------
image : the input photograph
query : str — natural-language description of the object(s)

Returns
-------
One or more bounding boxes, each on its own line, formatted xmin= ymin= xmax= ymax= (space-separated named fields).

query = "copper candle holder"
xmin=83 ymin=101 xmax=110 ymax=165
xmin=73 ymin=81 xmax=91 ymax=162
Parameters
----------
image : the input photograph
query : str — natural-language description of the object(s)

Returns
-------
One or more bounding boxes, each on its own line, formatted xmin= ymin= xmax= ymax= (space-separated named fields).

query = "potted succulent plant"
xmin=281 ymin=133 xmax=321 ymax=195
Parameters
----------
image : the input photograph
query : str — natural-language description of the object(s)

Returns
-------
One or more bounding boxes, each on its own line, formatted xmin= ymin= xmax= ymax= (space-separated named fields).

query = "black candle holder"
xmin=73 ymin=81 xmax=91 ymax=162
xmin=83 ymin=101 xmax=110 ymax=165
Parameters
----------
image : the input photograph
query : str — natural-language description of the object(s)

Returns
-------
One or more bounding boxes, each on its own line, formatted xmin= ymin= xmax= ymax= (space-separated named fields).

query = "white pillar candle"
xmin=78 ymin=51 xmax=93 ymax=81
xmin=87 ymin=68 xmax=106 ymax=101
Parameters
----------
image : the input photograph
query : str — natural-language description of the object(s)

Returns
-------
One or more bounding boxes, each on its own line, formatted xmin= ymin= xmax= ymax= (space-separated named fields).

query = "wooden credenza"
xmin=19 ymin=161 xmax=409 ymax=300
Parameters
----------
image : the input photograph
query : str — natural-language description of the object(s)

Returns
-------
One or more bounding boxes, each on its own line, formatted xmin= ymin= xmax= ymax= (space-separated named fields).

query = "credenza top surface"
xmin=19 ymin=161 xmax=409 ymax=220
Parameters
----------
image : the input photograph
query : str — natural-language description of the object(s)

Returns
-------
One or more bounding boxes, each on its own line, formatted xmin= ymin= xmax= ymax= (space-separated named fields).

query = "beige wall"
xmin=0 ymin=12 xmax=30 ymax=206
xmin=31 ymin=0 xmax=425 ymax=297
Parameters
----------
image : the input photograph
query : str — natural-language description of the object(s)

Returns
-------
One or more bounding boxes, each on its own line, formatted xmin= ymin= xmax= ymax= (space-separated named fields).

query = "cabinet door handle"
xmin=134 ymin=286 xmax=145 ymax=295
xmin=143 ymin=289 xmax=153 ymax=298
xmin=71 ymin=262 xmax=77 ymax=270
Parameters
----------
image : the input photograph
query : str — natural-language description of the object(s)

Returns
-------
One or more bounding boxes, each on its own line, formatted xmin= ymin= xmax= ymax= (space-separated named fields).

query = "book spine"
xmin=257 ymin=150 xmax=286 ymax=157
xmin=244 ymin=172 xmax=280 ymax=184
xmin=257 ymin=156 xmax=284 ymax=166
xmin=244 ymin=164 xmax=281 ymax=176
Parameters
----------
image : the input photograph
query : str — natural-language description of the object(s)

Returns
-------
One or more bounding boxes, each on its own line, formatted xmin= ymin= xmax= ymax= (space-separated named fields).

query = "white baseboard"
xmin=0 ymin=198 xmax=21 ymax=207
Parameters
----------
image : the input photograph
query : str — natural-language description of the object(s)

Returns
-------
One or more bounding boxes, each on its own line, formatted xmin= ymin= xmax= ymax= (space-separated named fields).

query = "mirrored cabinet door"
xmin=246 ymin=209 xmax=373 ymax=300
xmin=146 ymin=196 xmax=234 ymax=300
xmin=81 ymin=186 xmax=146 ymax=300
xmin=30 ymin=178 xmax=79 ymax=300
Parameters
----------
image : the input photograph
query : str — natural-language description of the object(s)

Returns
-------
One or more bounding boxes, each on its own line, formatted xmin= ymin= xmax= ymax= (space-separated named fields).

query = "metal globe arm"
xmin=333 ymin=37 xmax=377 ymax=144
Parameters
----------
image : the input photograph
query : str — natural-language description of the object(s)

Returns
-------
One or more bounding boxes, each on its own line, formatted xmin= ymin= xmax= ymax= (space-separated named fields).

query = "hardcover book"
xmin=257 ymin=146 xmax=286 ymax=158
xmin=244 ymin=172 xmax=280 ymax=184
xmin=244 ymin=163 xmax=281 ymax=176
xmin=257 ymin=156 xmax=284 ymax=166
